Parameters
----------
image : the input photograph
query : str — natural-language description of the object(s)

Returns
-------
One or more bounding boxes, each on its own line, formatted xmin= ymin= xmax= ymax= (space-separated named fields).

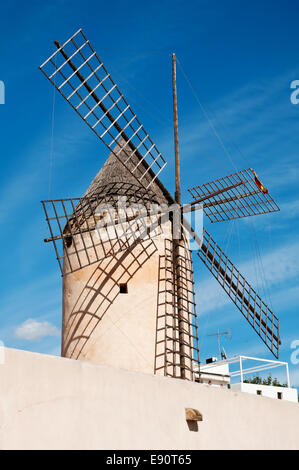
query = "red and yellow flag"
xmin=251 ymin=169 xmax=268 ymax=194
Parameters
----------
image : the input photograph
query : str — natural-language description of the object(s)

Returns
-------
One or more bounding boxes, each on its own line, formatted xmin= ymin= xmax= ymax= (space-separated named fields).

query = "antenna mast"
xmin=208 ymin=329 xmax=231 ymax=360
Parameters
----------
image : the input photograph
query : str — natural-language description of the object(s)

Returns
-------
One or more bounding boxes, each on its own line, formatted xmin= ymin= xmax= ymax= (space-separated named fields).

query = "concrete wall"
xmin=0 ymin=347 xmax=299 ymax=450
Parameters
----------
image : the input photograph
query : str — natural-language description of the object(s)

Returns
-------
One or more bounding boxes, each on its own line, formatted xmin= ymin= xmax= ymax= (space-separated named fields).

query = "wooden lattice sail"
xmin=188 ymin=168 xmax=279 ymax=222
xmin=40 ymin=29 xmax=166 ymax=189
xmin=198 ymin=229 xmax=280 ymax=358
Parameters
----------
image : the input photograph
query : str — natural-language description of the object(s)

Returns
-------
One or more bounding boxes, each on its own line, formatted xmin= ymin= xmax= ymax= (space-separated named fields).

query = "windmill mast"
xmin=172 ymin=53 xmax=181 ymax=205
xmin=172 ymin=53 xmax=186 ymax=378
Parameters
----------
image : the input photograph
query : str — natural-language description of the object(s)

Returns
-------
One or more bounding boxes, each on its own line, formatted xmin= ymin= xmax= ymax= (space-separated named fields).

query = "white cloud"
xmin=228 ymin=342 xmax=271 ymax=359
xmin=48 ymin=345 xmax=61 ymax=356
xmin=198 ymin=277 xmax=229 ymax=315
xmin=279 ymin=199 xmax=299 ymax=220
xmin=179 ymin=72 xmax=289 ymax=149
xmin=14 ymin=319 xmax=60 ymax=342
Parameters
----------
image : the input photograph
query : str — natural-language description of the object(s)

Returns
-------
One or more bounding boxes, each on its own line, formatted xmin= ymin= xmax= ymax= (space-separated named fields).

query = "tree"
xmin=243 ymin=374 xmax=287 ymax=387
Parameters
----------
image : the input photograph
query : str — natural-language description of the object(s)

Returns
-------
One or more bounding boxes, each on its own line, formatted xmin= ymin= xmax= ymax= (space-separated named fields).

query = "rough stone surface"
xmin=83 ymin=138 xmax=173 ymax=205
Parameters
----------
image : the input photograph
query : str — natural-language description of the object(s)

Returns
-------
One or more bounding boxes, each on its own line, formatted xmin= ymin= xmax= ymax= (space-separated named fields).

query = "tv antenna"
xmin=208 ymin=328 xmax=232 ymax=360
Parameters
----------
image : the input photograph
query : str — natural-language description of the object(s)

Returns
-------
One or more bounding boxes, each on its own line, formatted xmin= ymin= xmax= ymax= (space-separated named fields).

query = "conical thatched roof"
xmin=84 ymin=139 xmax=174 ymax=206
xmin=64 ymin=140 xmax=175 ymax=237
xmin=63 ymin=139 xmax=179 ymax=262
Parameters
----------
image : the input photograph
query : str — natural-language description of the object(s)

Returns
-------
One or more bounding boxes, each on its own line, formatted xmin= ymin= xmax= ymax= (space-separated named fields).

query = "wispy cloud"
xmin=276 ymin=199 xmax=299 ymax=220
xmin=176 ymin=66 xmax=299 ymax=194
xmin=197 ymin=238 xmax=299 ymax=315
xmin=14 ymin=318 xmax=60 ymax=342
xmin=228 ymin=342 xmax=272 ymax=359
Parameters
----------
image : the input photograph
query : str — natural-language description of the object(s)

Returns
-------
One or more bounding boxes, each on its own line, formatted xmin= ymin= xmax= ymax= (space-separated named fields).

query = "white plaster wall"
xmin=200 ymin=363 xmax=230 ymax=376
xmin=0 ymin=347 xmax=299 ymax=450
xmin=198 ymin=363 xmax=230 ymax=387
xmin=231 ymin=382 xmax=298 ymax=403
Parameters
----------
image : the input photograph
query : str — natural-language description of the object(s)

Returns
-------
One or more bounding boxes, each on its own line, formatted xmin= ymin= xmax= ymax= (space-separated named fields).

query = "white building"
xmin=196 ymin=357 xmax=230 ymax=388
xmin=231 ymin=382 xmax=298 ymax=402
xmin=197 ymin=355 xmax=298 ymax=403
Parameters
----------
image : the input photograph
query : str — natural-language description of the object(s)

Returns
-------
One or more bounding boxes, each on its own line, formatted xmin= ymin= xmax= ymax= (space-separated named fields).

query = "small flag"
xmin=251 ymin=169 xmax=268 ymax=194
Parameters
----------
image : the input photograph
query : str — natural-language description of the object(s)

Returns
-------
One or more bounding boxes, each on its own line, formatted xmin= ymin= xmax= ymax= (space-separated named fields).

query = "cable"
xmin=176 ymin=56 xmax=251 ymax=168
xmin=198 ymin=97 xmax=249 ymax=167
xmin=103 ymin=54 xmax=236 ymax=174
xmin=225 ymin=220 xmax=235 ymax=253
xmin=48 ymin=58 xmax=56 ymax=199
xmin=176 ymin=56 xmax=239 ymax=173
xmin=249 ymin=218 xmax=274 ymax=311
xmin=107 ymin=60 xmax=173 ymax=128
xmin=97 ymin=48 xmax=170 ymax=55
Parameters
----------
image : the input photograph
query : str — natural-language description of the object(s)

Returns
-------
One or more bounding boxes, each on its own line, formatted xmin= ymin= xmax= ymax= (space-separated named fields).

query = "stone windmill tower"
xmin=61 ymin=142 xmax=197 ymax=379
xmin=41 ymin=29 xmax=281 ymax=383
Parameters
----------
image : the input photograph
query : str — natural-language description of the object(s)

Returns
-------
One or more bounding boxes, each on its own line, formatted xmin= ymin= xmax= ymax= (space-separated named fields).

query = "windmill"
xmin=40 ymin=29 xmax=280 ymax=382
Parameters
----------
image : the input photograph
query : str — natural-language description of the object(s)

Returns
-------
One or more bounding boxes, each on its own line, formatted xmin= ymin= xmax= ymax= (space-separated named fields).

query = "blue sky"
xmin=0 ymin=0 xmax=299 ymax=388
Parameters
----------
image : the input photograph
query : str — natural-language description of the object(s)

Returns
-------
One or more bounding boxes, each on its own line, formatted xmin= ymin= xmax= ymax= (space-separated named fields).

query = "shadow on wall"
xmin=62 ymin=236 xmax=158 ymax=360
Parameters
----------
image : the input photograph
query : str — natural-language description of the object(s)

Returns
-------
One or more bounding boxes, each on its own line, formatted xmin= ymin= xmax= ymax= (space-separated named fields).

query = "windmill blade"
xmin=43 ymin=188 xmax=201 ymax=276
xmin=42 ymin=195 xmax=139 ymax=276
xmin=42 ymin=183 xmax=165 ymax=276
xmin=181 ymin=218 xmax=280 ymax=358
xmin=40 ymin=29 xmax=167 ymax=189
xmin=195 ymin=228 xmax=280 ymax=358
xmin=188 ymin=168 xmax=279 ymax=222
